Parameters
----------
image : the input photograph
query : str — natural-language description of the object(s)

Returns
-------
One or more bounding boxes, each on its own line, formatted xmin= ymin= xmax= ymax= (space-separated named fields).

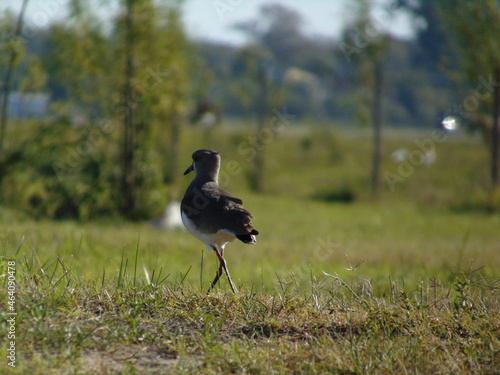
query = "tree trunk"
xmin=120 ymin=0 xmax=136 ymax=216
xmin=0 ymin=0 xmax=29 ymax=152
xmin=253 ymin=63 xmax=268 ymax=193
xmin=491 ymin=66 xmax=500 ymax=208
xmin=371 ymin=59 xmax=383 ymax=198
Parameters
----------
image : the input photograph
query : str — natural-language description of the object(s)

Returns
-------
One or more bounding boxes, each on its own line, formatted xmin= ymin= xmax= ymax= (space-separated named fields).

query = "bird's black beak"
xmin=184 ymin=164 xmax=194 ymax=175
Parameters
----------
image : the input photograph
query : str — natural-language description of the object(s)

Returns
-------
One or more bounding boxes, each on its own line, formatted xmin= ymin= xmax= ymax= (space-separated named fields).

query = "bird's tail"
xmin=236 ymin=229 xmax=259 ymax=244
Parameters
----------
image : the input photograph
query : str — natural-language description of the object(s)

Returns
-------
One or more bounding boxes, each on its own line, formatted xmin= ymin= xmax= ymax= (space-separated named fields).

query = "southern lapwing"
xmin=181 ymin=149 xmax=259 ymax=293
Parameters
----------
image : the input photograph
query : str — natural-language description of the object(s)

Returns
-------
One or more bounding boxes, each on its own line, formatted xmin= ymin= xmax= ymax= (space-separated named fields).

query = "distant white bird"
xmin=149 ymin=201 xmax=183 ymax=230
xmin=423 ymin=150 xmax=436 ymax=166
xmin=391 ymin=148 xmax=436 ymax=166
xmin=199 ymin=112 xmax=218 ymax=129
xmin=391 ymin=148 xmax=409 ymax=163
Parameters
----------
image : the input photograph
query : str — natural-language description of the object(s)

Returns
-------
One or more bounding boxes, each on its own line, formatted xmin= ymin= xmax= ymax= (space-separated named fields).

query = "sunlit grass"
xmin=2 ymin=196 xmax=498 ymax=291
xmin=0 ymin=212 xmax=498 ymax=374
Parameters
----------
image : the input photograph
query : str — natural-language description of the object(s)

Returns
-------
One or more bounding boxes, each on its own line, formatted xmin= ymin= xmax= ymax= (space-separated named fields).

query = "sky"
xmin=2 ymin=0 xmax=414 ymax=45
xmin=184 ymin=0 xmax=351 ymax=44
xmin=183 ymin=0 xmax=414 ymax=44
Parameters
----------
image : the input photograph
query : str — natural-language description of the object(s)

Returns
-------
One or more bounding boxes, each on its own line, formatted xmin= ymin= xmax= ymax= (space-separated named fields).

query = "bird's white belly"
xmin=181 ymin=212 xmax=236 ymax=250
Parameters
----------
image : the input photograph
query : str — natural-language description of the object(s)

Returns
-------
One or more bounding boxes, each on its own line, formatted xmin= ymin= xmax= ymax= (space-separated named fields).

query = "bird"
xmin=181 ymin=149 xmax=259 ymax=293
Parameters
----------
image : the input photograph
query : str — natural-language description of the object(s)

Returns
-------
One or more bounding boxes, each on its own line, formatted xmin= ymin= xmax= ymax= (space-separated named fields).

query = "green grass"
xmin=1 ymin=198 xmax=499 ymax=374
xmin=1 ymin=126 xmax=499 ymax=373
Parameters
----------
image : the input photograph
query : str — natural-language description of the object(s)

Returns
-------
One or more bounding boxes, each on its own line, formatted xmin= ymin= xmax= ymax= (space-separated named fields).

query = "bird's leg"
xmin=209 ymin=253 xmax=224 ymax=291
xmin=210 ymin=246 xmax=237 ymax=294
xmin=219 ymin=250 xmax=238 ymax=294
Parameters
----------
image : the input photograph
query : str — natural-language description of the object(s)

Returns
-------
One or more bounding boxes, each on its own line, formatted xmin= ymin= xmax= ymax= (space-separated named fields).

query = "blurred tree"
xmin=234 ymin=4 xmax=308 ymax=69
xmin=393 ymin=0 xmax=457 ymax=73
xmin=231 ymin=44 xmax=275 ymax=193
xmin=0 ymin=0 xmax=29 ymax=152
xmin=439 ymin=0 xmax=500 ymax=205
xmin=253 ymin=58 xmax=271 ymax=193
xmin=113 ymin=0 xmax=193 ymax=217
xmin=154 ymin=7 xmax=193 ymax=186
xmin=39 ymin=0 xmax=192 ymax=219
xmin=18 ymin=57 xmax=47 ymax=93
xmin=390 ymin=0 xmax=463 ymax=126
xmin=119 ymin=0 xmax=137 ymax=216
xmin=45 ymin=3 xmax=114 ymax=122
xmin=233 ymin=3 xmax=333 ymax=121
xmin=341 ymin=0 xmax=390 ymax=198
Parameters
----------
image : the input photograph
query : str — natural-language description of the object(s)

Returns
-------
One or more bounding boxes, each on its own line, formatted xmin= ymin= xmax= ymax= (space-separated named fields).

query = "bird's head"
xmin=184 ymin=149 xmax=221 ymax=180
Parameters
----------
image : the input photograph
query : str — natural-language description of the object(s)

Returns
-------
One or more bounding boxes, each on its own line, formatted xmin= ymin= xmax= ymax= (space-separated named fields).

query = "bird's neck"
xmin=194 ymin=171 xmax=219 ymax=184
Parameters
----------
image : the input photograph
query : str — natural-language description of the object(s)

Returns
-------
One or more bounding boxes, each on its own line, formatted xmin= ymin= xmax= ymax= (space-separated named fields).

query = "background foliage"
xmin=1 ymin=0 xmax=499 ymax=219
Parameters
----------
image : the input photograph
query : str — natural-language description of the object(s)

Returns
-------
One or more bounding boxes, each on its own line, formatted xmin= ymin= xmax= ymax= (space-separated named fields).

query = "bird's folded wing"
xmin=202 ymin=182 xmax=243 ymax=205
xmin=195 ymin=182 xmax=255 ymax=234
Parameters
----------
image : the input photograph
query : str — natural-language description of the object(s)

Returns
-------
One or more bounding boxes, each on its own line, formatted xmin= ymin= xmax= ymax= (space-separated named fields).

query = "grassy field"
xmin=1 ymin=126 xmax=499 ymax=374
